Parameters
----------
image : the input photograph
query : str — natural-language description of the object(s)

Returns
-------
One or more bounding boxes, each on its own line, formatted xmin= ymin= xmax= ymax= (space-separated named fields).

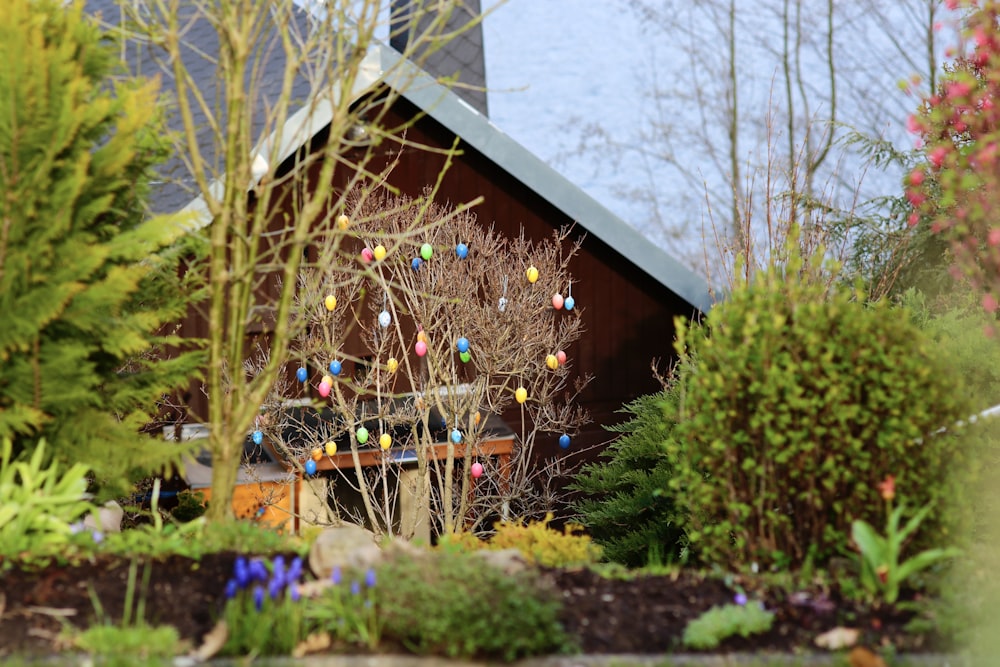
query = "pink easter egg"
xmin=552 ymin=293 xmax=564 ymax=310
xmin=415 ymin=340 xmax=428 ymax=357
xmin=471 ymin=462 xmax=484 ymax=479
xmin=361 ymin=247 xmax=374 ymax=264
xmin=318 ymin=381 xmax=331 ymax=398
xmin=556 ymin=350 xmax=567 ymax=365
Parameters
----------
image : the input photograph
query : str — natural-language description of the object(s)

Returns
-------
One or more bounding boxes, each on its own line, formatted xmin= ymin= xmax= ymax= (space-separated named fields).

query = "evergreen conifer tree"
xmin=0 ymin=0 xmax=204 ymax=497
xmin=571 ymin=386 xmax=687 ymax=567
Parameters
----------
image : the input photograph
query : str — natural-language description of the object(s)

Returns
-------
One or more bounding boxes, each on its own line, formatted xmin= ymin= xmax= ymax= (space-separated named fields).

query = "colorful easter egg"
xmin=378 ymin=310 xmax=391 ymax=328
xmin=304 ymin=459 xmax=317 ymax=475
xmin=471 ymin=462 xmax=484 ymax=479
xmin=456 ymin=337 xmax=470 ymax=353
xmin=296 ymin=367 xmax=308 ymax=383
xmin=564 ymin=296 xmax=576 ymax=311
xmin=459 ymin=350 xmax=471 ymax=363
xmin=311 ymin=447 xmax=323 ymax=461
xmin=556 ymin=350 xmax=567 ymax=365
xmin=356 ymin=427 xmax=369 ymax=444
xmin=329 ymin=360 xmax=342 ymax=376
xmin=379 ymin=433 xmax=392 ymax=450
xmin=412 ymin=257 xmax=423 ymax=271
xmin=552 ymin=293 xmax=564 ymax=309
xmin=318 ymin=381 xmax=331 ymax=397
xmin=415 ymin=340 xmax=427 ymax=357
xmin=361 ymin=247 xmax=374 ymax=264
xmin=498 ymin=296 xmax=507 ymax=312
xmin=322 ymin=375 xmax=333 ymax=386
xmin=450 ymin=429 xmax=462 ymax=444
xmin=546 ymin=354 xmax=559 ymax=370
xmin=526 ymin=266 xmax=539 ymax=283
xmin=559 ymin=434 xmax=571 ymax=449
xmin=252 ymin=430 xmax=263 ymax=445
xmin=324 ymin=294 xmax=337 ymax=311
xmin=474 ymin=411 xmax=481 ymax=426
xmin=325 ymin=441 xmax=337 ymax=456
xmin=515 ymin=386 xmax=528 ymax=404
xmin=387 ymin=357 xmax=399 ymax=373
xmin=456 ymin=243 xmax=469 ymax=259
xmin=417 ymin=330 xmax=427 ymax=343
xmin=373 ymin=244 xmax=387 ymax=261
xmin=420 ymin=243 xmax=433 ymax=260
xmin=336 ymin=214 xmax=350 ymax=230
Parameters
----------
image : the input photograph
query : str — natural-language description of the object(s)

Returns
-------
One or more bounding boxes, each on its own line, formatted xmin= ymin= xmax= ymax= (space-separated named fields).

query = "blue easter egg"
xmin=451 ymin=429 xmax=462 ymax=444
xmin=559 ymin=434 xmax=571 ymax=449
xmin=296 ymin=367 xmax=308 ymax=383
xmin=456 ymin=243 xmax=469 ymax=259
xmin=252 ymin=430 xmax=263 ymax=445
xmin=564 ymin=296 xmax=576 ymax=311
xmin=456 ymin=337 xmax=470 ymax=353
xmin=412 ymin=257 xmax=423 ymax=271
xmin=304 ymin=459 xmax=317 ymax=475
xmin=329 ymin=360 xmax=342 ymax=376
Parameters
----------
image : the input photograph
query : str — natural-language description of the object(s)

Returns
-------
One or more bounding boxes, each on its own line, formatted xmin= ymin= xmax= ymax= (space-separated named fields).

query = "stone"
xmin=308 ymin=523 xmax=381 ymax=578
xmin=473 ymin=548 xmax=530 ymax=575
xmin=83 ymin=500 xmax=123 ymax=534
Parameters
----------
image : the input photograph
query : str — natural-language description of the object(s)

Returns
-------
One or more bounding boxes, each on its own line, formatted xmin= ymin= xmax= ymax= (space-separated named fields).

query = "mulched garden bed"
xmin=0 ymin=553 xmax=942 ymax=658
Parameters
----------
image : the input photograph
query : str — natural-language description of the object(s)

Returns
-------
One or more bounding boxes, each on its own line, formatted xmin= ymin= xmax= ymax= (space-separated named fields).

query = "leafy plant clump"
xmin=374 ymin=550 xmax=573 ymax=661
xmin=682 ymin=602 xmax=775 ymax=650
xmin=671 ymin=248 xmax=970 ymax=571
xmin=571 ymin=386 xmax=687 ymax=567
xmin=441 ymin=513 xmax=602 ymax=567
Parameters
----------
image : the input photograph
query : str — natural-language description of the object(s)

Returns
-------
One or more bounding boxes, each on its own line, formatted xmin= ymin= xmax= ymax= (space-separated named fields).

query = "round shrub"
xmin=374 ymin=550 xmax=573 ymax=661
xmin=671 ymin=263 xmax=970 ymax=571
xmin=571 ymin=387 xmax=688 ymax=567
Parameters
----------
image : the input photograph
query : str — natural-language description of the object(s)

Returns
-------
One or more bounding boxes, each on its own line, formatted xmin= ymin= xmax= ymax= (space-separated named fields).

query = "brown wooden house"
xmin=87 ymin=0 xmax=710 ymax=459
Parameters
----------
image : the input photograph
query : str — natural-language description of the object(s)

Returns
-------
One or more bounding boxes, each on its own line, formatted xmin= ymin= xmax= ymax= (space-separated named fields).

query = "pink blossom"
xmin=907 ymin=190 xmax=927 ymax=207
xmin=946 ymin=81 xmax=973 ymax=100
xmin=908 ymin=212 xmax=920 ymax=227
xmin=910 ymin=169 xmax=925 ymax=186
xmin=906 ymin=114 xmax=923 ymax=135
xmin=984 ymin=293 xmax=998 ymax=313
xmin=929 ymin=146 xmax=948 ymax=168
xmin=989 ymin=228 xmax=1000 ymax=246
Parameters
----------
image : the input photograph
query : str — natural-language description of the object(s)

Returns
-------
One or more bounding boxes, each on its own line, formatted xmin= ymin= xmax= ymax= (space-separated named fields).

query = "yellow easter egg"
xmin=546 ymin=354 xmax=559 ymax=370
xmin=322 ymin=374 xmax=333 ymax=386
xmin=515 ymin=386 xmax=528 ymax=404
xmin=324 ymin=294 xmax=337 ymax=311
xmin=379 ymin=433 xmax=392 ymax=450
xmin=373 ymin=245 xmax=387 ymax=261
xmin=417 ymin=331 xmax=427 ymax=343
xmin=474 ymin=411 xmax=481 ymax=426
xmin=325 ymin=441 xmax=337 ymax=456
xmin=387 ymin=357 xmax=399 ymax=374
xmin=526 ymin=266 xmax=539 ymax=283
xmin=336 ymin=214 xmax=350 ymax=230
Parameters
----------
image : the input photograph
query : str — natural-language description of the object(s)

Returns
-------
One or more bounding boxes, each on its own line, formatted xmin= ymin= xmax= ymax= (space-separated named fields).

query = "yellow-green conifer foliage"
xmin=0 ymin=0 xmax=203 ymax=496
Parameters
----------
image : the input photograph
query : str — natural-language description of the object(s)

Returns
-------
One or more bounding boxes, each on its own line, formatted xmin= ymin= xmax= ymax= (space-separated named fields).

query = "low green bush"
xmin=671 ymin=250 xmax=970 ymax=571
xmin=570 ymin=387 xmax=688 ymax=567
xmin=375 ymin=550 xmax=573 ymax=661
xmin=682 ymin=602 xmax=774 ymax=649
xmin=439 ymin=513 xmax=602 ymax=567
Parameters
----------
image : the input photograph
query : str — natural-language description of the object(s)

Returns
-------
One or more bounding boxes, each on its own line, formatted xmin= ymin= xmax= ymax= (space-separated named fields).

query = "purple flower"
xmin=249 ymin=558 xmax=269 ymax=583
xmin=269 ymin=577 xmax=284 ymax=600
xmin=287 ymin=557 xmax=303 ymax=584
xmin=734 ymin=593 xmax=748 ymax=606
xmin=253 ymin=585 xmax=265 ymax=611
xmin=225 ymin=579 xmax=239 ymax=600
xmin=350 ymin=580 xmax=361 ymax=596
xmin=365 ymin=568 xmax=377 ymax=589
xmin=289 ymin=583 xmax=301 ymax=602
xmin=272 ymin=556 xmax=286 ymax=585
xmin=91 ymin=530 xmax=104 ymax=544
xmin=69 ymin=521 xmax=85 ymax=535
xmin=330 ymin=567 xmax=342 ymax=586
xmin=234 ymin=557 xmax=249 ymax=587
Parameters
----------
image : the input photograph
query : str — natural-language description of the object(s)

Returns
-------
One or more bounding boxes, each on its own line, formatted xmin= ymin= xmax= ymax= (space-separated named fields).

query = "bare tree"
xmin=260 ymin=190 xmax=589 ymax=538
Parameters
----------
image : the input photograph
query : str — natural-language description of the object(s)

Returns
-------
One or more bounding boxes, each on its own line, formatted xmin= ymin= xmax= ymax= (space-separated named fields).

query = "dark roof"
xmin=85 ymin=1 xmax=711 ymax=313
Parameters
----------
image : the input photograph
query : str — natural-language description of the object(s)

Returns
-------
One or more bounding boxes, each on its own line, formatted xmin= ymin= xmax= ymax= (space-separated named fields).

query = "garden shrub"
xmin=570 ymin=386 xmax=688 ymax=567
xmin=439 ymin=513 xmax=601 ymax=567
xmin=375 ymin=550 xmax=573 ymax=661
xmin=682 ymin=602 xmax=774 ymax=650
xmin=671 ymin=250 xmax=970 ymax=571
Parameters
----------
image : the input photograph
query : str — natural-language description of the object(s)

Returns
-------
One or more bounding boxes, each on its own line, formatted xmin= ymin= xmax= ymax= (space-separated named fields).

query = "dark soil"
xmin=0 ymin=553 xmax=942 ymax=658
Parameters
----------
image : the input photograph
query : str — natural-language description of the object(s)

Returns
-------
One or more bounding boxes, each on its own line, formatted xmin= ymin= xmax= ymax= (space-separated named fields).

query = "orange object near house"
xmin=198 ymin=480 xmax=296 ymax=530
